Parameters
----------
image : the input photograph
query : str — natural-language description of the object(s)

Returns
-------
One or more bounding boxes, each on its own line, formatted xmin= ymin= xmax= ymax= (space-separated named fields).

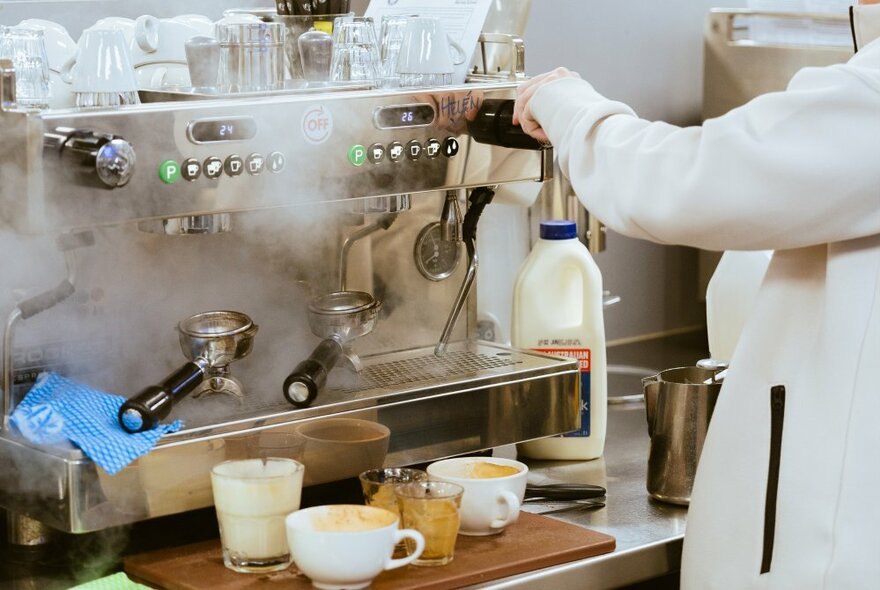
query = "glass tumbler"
xmin=211 ymin=458 xmax=304 ymax=573
xmin=378 ymin=15 xmax=411 ymax=86
xmin=217 ymin=22 xmax=285 ymax=93
xmin=395 ymin=481 xmax=463 ymax=566
xmin=329 ymin=16 xmax=380 ymax=83
xmin=0 ymin=26 xmax=50 ymax=110
xmin=359 ymin=468 xmax=428 ymax=516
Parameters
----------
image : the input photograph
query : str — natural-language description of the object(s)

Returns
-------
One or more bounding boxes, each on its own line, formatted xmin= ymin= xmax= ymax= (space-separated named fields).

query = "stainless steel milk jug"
xmin=642 ymin=363 xmax=726 ymax=505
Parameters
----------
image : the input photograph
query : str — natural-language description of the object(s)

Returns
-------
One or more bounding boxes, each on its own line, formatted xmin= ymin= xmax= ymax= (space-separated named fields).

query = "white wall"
xmin=523 ymin=0 xmax=725 ymax=342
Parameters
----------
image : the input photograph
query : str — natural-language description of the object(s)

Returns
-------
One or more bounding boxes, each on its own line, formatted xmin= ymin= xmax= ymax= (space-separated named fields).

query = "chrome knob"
xmin=45 ymin=128 xmax=136 ymax=189
xmin=95 ymin=138 xmax=136 ymax=188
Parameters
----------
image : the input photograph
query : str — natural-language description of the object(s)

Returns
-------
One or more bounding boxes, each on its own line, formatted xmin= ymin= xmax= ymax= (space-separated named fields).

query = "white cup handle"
xmin=150 ymin=66 xmax=168 ymax=89
xmin=135 ymin=15 xmax=160 ymax=53
xmin=385 ymin=529 xmax=425 ymax=570
xmin=59 ymin=51 xmax=78 ymax=84
xmin=447 ymin=35 xmax=466 ymax=66
xmin=490 ymin=490 xmax=521 ymax=529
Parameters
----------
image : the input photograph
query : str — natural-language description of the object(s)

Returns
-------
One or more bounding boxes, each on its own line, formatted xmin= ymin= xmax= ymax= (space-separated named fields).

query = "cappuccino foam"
xmin=464 ymin=462 xmax=522 ymax=479
xmin=309 ymin=505 xmax=396 ymax=532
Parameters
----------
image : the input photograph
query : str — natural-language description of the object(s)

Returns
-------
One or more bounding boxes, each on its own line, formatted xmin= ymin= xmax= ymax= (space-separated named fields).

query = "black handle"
xmin=525 ymin=483 xmax=607 ymax=500
xmin=118 ymin=362 xmax=205 ymax=433
xmin=283 ymin=338 xmax=343 ymax=408
xmin=467 ymin=99 xmax=546 ymax=150
xmin=462 ymin=186 xmax=496 ymax=251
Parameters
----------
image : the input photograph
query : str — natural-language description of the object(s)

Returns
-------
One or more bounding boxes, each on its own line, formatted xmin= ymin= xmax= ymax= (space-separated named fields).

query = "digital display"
xmin=188 ymin=117 xmax=258 ymax=143
xmin=374 ymin=104 xmax=435 ymax=129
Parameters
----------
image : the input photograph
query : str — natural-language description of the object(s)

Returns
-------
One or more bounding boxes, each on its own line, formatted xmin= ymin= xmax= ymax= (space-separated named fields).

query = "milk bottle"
xmin=512 ymin=221 xmax=607 ymax=460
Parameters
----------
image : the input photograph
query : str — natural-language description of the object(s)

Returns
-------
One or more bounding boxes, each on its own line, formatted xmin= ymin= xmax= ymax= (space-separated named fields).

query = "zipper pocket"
xmin=761 ymin=385 xmax=786 ymax=574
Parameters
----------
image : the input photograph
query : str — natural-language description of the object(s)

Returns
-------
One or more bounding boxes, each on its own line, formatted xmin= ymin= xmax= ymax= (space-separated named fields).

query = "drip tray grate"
xmin=336 ymin=350 xmax=519 ymax=395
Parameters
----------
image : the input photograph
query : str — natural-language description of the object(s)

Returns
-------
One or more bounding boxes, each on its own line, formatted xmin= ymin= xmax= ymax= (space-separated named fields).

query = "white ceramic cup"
xmin=426 ymin=456 xmax=528 ymax=536
xmin=286 ymin=504 xmax=424 ymax=590
xmin=135 ymin=62 xmax=190 ymax=90
xmin=61 ymin=29 xmax=138 ymax=93
xmin=130 ymin=15 xmax=201 ymax=67
xmin=90 ymin=17 xmax=137 ymax=45
xmin=396 ymin=16 xmax=465 ymax=76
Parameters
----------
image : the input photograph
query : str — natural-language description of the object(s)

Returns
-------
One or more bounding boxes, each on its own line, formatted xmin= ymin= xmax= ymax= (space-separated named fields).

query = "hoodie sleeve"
xmin=528 ymin=47 xmax=880 ymax=252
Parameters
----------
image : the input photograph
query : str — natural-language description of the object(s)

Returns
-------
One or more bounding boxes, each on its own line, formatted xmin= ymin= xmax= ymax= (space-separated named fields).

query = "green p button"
xmin=159 ymin=159 xmax=181 ymax=184
xmin=348 ymin=144 xmax=367 ymax=167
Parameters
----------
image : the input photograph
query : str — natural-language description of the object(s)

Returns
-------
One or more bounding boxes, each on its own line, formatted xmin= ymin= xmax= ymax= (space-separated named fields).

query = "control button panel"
xmin=181 ymin=158 xmax=201 ymax=182
xmin=347 ymin=137 xmax=459 ymax=167
xmin=224 ymin=154 xmax=244 ymax=177
xmin=158 ymin=160 xmax=181 ymax=184
xmin=203 ymin=157 xmax=223 ymax=179
xmin=157 ymin=152 xmax=285 ymax=183
xmin=406 ymin=140 xmax=422 ymax=161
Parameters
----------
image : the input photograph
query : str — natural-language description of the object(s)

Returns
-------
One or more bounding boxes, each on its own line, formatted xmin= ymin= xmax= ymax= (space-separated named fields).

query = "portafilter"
xmin=283 ymin=290 xmax=380 ymax=408
xmin=119 ymin=310 xmax=258 ymax=433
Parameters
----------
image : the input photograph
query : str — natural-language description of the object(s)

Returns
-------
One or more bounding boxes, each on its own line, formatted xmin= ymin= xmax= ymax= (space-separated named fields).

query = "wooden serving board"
xmin=125 ymin=511 xmax=615 ymax=590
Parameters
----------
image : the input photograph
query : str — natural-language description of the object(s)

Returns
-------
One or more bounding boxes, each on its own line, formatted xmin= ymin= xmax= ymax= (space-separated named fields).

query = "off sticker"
xmin=535 ymin=347 xmax=591 ymax=437
xmin=302 ymin=105 xmax=333 ymax=144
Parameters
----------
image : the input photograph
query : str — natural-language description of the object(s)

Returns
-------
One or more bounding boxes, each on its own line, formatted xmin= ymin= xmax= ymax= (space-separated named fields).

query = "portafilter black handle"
xmin=467 ymin=99 xmax=546 ymax=150
xmin=283 ymin=338 xmax=344 ymax=408
xmin=118 ymin=362 xmax=206 ymax=433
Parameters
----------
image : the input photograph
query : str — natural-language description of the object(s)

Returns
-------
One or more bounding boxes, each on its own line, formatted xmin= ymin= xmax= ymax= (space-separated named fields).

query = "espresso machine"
xmin=0 ymin=0 xmax=578 ymax=550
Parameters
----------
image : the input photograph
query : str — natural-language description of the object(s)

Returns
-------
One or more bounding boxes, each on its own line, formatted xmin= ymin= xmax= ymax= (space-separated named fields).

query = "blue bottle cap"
xmin=540 ymin=220 xmax=578 ymax=240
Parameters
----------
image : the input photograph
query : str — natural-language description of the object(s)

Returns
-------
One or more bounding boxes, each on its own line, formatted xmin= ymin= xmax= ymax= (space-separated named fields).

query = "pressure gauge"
xmin=414 ymin=222 xmax=461 ymax=281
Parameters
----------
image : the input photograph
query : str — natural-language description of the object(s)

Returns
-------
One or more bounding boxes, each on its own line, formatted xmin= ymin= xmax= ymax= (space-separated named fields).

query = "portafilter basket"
xmin=178 ymin=310 xmax=258 ymax=367
xmin=283 ymin=291 xmax=381 ymax=408
xmin=119 ymin=310 xmax=258 ymax=433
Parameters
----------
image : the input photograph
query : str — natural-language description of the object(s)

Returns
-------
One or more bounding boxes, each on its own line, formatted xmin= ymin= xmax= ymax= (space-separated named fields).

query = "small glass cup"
xmin=394 ymin=481 xmax=463 ymax=567
xmin=377 ymin=14 xmax=411 ymax=85
xmin=210 ymin=458 xmax=304 ymax=573
xmin=0 ymin=26 xmax=50 ymax=110
xmin=329 ymin=16 xmax=379 ymax=83
xmin=359 ymin=467 xmax=428 ymax=515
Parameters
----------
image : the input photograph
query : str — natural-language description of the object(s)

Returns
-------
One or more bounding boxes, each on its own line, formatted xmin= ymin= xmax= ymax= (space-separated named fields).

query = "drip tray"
xmin=0 ymin=341 xmax=578 ymax=533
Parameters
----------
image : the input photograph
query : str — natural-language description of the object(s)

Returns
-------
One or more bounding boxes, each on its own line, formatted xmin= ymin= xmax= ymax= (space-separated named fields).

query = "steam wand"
xmin=434 ymin=186 xmax=496 ymax=356
xmin=2 ymin=231 xmax=95 ymax=428
xmin=339 ymin=212 xmax=398 ymax=291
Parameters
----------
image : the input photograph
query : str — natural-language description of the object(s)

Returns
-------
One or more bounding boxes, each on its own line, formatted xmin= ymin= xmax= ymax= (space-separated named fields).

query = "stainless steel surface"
xmin=136 ymin=214 xmax=233 ymax=235
xmin=0 ymin=341 xmax=577 ymax=532
xmin=703 ymin=9 xmax=852 ymax=120
xmin=0 ymin=83 xmax=547 ymax=232
xmin=471 ymin=402 xmax=688 ymax=589
xmin=467 ymin=33 xmax=527 ymax=82
xmin=440 ymin=189 xmax=463 ymax=242
xmin=643 ymin=366 xmax=721 ymax=505
xmin=338 ymin=214 xmax=397 ymax=291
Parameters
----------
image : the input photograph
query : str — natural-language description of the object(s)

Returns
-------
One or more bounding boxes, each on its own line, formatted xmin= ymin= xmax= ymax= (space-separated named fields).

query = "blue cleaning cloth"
xmin=10 ymin=372 xmax=183 ymax=475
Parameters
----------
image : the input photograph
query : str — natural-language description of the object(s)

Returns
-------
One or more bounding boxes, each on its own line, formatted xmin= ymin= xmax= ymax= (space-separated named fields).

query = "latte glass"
xmin=211 ymin=458 xmax=304 ymax=573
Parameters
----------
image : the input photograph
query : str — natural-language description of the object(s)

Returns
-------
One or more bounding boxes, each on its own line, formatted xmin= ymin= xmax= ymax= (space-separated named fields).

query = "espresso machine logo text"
xmin=302 ymin=105 xmax=333 ymax=144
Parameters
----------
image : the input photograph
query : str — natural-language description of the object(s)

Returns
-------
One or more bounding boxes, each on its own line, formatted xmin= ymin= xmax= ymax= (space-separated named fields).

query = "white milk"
xmin=512 ymin=221 xmax=607 ymax=460
xmin=211 ymin=458 xmax=304 ymax=562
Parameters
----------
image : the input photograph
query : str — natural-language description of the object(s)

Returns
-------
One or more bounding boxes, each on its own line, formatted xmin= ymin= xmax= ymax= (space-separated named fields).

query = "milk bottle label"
xmin=535 ymin=347 xmax=591 ymax=437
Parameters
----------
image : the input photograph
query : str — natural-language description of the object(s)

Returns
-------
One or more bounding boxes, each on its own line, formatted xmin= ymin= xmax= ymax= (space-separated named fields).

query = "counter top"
xmin=475 ymin=399 xmax=687 ymax=589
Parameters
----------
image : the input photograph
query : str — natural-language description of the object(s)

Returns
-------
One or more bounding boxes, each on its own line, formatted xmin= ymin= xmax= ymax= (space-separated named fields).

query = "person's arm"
xmin=518 ymin=54 xmax=880 ymax=252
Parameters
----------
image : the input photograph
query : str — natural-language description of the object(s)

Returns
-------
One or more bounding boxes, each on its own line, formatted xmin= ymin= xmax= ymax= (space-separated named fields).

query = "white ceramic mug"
xmin=130 ymin=15 xmax=201 ymax=67
xmin=426 ymin=456 xmax=528 ymax=536
xmin=396 ymin=16 xmax=465 ymax=76
xmin=286 ymin=505 xmax=424 ymax=590
xmin=61 ymin=29 xmax=138 ymax=93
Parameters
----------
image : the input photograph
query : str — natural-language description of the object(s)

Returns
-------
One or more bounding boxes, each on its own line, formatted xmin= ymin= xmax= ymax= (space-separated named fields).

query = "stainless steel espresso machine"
xmin=0 ymin=1 xmax=578 ymax=548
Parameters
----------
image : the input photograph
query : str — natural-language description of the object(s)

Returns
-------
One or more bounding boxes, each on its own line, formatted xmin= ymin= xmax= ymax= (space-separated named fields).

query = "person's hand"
xmin=513 ymin=67 xmax=582 ymax=144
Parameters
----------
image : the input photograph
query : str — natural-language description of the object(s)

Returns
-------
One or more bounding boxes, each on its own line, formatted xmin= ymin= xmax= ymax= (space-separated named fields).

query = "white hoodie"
xmin=528 ymin=14 xmax=880 ymax=590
